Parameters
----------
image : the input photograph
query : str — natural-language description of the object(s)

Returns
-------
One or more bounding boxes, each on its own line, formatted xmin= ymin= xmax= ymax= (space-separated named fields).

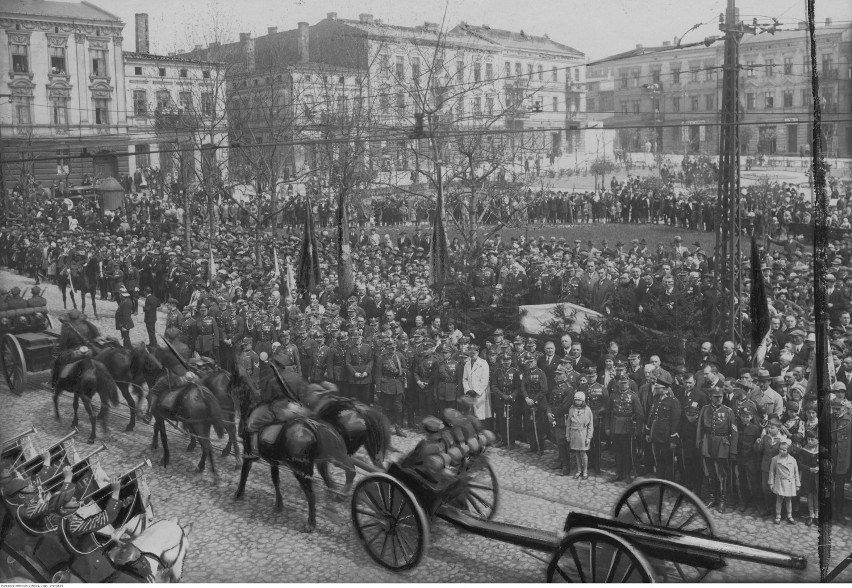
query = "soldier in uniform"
xmin=605 ymin=376 xmax=645 ymax=483
xmin=327 ymin=330 xmax=350 ymax=396
xmin=412 ymin=338 xmax=439 ymax=421
xmin=273 ymin=330 xmax=301 ymax=375
xmin=469 ymin=256 xmax=496 ymax=305
xmin=492 ymin=352 xmax=521 ymax=449
xmin=143 ymin=337 xmax=196 ymax=423
xmin=644 ymin=374 xmax=682 ymax=481
xmin=236 ymin=337 xmax=260 ymax=389
xmin=830 ymin=397 xmax=852 ymax=523
xmin=253 ymin=310 xmax=276 ymax=358
xmin=548 ymin=365 xmax=576 ymax=475
xmin=179 ymin=304 xmax=197 ymax=357
xmin=697 ymin=387 xmax=738 ymax=514
xmin=346 ymin=331 xmax=374 ymax=404
xmin=194 ymin=302 xmax=220 ymax=361
xmin=377 ymin=334 xmax=406 ymax=436
xmin=219 ymin=296 xmax=244 ymax=371
xmin=311 ymin=332 xmax=334 ymax=383
xmin=64 ymin=476 xmax=136 ymax=552
xmin=734 ymin=402 xmax=761 ymax=513
xmin=520 ymin=352 xmax=549 ymax=455
xmin=433 ymin=345 xmax=460 ymax=414
xmin=585 ymin=370 xmax=609 ymax=473
xmin=27 ymin=285 xmax=47 ymax=307
xmin=296 ymin=329 xmax=317 ymax=381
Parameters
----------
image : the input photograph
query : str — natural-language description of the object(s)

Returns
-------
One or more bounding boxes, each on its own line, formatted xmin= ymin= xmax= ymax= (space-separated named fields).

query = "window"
xmin=783 ymin=57 xmax=793 ymax=75
xmin=396 ymin=56 xmax=404 ymax=79
xmin=94 ymin=98 xmax=109 ymax=125
xmin=202 ymin=69 xmax=210 ymax=79
xmin=12 ymin=44 xmax=29 ymax=73
xmin=395 ymin=92 xmax=405 ymax=112
xmin=91 ymin=49 xmax=107 ymax=76
xmin=786 ymin=125 xmax=798 ymax=153
xmin=552 ymin=96 xmax=558 ymax=112
xmin=50 ymin=46 xmax=66 ymax=73
xmin=551 ymin=66 xmax=557 ymax=81
xmin=380 ymin=94 xmax=390 ymax=113
xmin=134 ymin=66 xmax=143 ymax=75
xmin=133 ymin=90 xmax=147 ymax=115
xmin=380 ymin=54 xmax=390 ymax=73
xmin=690 ymin=95 xmax=699 ymax=111
xmin=456 ymin=60 xmax=463 ymax=80
xmin=158 ymin=67 xmax=166 ymax=77
xmin=690 ymin=68 xmax=699 ymax=82
xmin=455 ymin=100 xmax=463 ymax=119
xmin=573 ymin=69 xmax=579 ymax=82
xmin=822 ymin=54 xmax=834 ymax=75
xmin=652 ymin=70 xmax=661 ymax=84
xmin=672 ymin=68 xmax=680 ymax=84
xmin=179 ymin=68 xmax=188 ymax=78
xmin=672 ymin=96 xmax=681 ymax=112
xmin=135 ymin=144 xmax=150 ymax=167
xmin=473 ymin=96 xmax=481 ymax=116
xmin=705 ymin=68 xmax=713 ymax=81
xmin=633 ymin=101 xmax=640 ymax=114
xmin=52 ymin=98 xmax=68 ymax=125
xmin=13 ymin=96 xmax=31 ymax=124
xmin=620 ymin=77 xmax=628 ymax=88
xmin=801 ymin=89 xmax=809 ymax=107
xmin=746 ymin=93 xmax=755 ymax=110
xmin=485 ymin=62 xmax=493 ymax=80
xmin=527 ymin=64 xmax=533 ymax=79
xmin=57 ymin=148 xmax=70 ymax=172
xmin=533 ymin=97 xmax=542 ymax=112
xmin=621 ymin=102 xmax=628 ymax=114
xmin=201 ymin=92 xmax=213 ymax=116
xmin=179 ymin=91 xmax=192 ymax=111
xmin=764 ymin=91 xmax=774 ymax=109
xmin=705 ymin=95 xmax=713 ymax=110
xmin=473 ymin=62 xmax=481 ymax=82
xmin=765 ymin=59 xmax=774 ymax=77
xmin=486 ymin=94 xmax=494 ymax=115
xmin=515 ymin=62 xmax=521 ymax=77
xmin=411 ymin=57 xmax=420 ymax=82
xmin=783 ymin=90 xmax=793 ymax=107
xmin=746 ymin=61 xmax=755 ymax=77
xmin=537 ymin=65 xmax=543 ymax=80
xmin=505 ymin=61 xmax=510 ymax=76
xmin=156 ymin=90 xmax=171 ymax=111
xmin=586 ymin=98 xmax=596 ymax=112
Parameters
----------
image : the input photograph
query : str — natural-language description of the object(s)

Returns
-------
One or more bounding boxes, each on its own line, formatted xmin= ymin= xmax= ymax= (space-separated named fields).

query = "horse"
xmin=56 ymin=266 xmax=77 ymax=310
xmin=70 ymin=264 xmax=98 ymax=320
xmin=231 ymin=370 xmax=354 ymax=533
xmin=52 ymin=357 xmax=119 ymax=444
xmin=96 ymin=344 xmax=162 ymax=432
xmin=149 ymin=380 xmax=226 ymax=476
xmin=182 ymin=368 xmax=244 ymax=469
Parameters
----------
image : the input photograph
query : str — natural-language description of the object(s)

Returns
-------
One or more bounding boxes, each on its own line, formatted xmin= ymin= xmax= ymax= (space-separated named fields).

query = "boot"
xmin=717 ymin=481 xmax=727 ymax=514
xmin=704 ymin=488 xmax=717 ymax=509
xmin=244 ymin=432 xmax=260 ymax=460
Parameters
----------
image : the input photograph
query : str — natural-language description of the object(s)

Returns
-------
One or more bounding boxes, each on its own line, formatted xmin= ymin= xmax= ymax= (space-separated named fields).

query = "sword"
xmin=160 ymin=336 xmax=192 ymax=374
xmin=270 ymin=363 xmax=300 ymax=405
xmin=504 ymin=403 xmax=511 ymax=447
xmin=531 ymin=403 xmax=540 ymax=452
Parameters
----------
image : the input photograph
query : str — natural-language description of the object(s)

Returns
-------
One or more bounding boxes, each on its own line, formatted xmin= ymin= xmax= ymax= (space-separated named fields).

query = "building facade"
xmin=0 ymin=0 xmax=129 ymax=189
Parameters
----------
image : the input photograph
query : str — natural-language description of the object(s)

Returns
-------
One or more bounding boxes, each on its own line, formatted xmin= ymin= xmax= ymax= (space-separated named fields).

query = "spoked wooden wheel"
xmin=613 ymin=480 xmax=716 ymax=582
xmin=450 ymin=456 xmax=499 ymax=520
xmin=1 ymin=334 xmax=27 ymax=396
xmin=351 ymin=473 xmax=429 ymax=571
xmin=547 ymin=528 xmax=655 ymax=583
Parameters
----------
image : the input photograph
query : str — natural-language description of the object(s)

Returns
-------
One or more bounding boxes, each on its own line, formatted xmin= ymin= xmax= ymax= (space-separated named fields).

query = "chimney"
xmin=298 ymin=22 xmax=309 ymax=64
xmin=327 ymin=12 xmax=337 ymax=20
xmin=239 ymin=32 xmax=251 ymax=42
xmin=662 ymin=41 xmax=670 ymax=46
xmin=825 ymin=18 xmax=832 ymax=27
xmin=244 ymin=37 xmax=255 ymax=71
xmin=135 ymin=13 xmax=149 ymax=53
xmin=359 ymin=13 xmax=374 ymax=24
xmin=268 ymin=27 xmax=278 ymax=35
xmin=673 ymin=36 xmax=678 ymax=45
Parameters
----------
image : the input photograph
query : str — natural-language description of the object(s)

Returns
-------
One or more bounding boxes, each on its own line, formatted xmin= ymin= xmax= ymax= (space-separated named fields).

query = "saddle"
xmin=187 ymin=357 xmax=217 ymax=374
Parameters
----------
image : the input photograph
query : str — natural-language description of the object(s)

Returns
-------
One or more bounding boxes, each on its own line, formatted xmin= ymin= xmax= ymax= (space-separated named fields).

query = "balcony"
xmin=822 ymin=68 xmax=838 ymax=80
xmin=154 ymin=110 xmax=198 ymax=132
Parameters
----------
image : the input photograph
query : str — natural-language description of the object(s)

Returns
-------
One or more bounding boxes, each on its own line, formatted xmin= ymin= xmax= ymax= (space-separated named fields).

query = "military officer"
xmin=253 ymin=310 xmax=277 ymax=358
xmin=645 ymin=373 xmax=682 ymax=481
xmin=470 ymin=255 xmax=496 ymax=305
xmin=327 ymin=330 xmax=350 ymax=395
xmin=178 ymin=304 xmax=197 ymax=356
xmin=27 ymin=285 xmax=47 ymax=307
xmin=584 ymin=368 xmax=608 ymax=473
xmin=236 ymin=337 xmax=260 ymax=389
xmin=346 ymin=330 xmax=374 ymax=403
xmin=219 ymin=296 xmax=244 ymax=371
xmin=492 ymin=352 xmax=521 ymax=449
xmin=697 ymin=387 xmax=738 ymax=514
xmin=377 ymin=334 xmax=406 ymax=436
xmin=273 ymin=330 xmax=301 ymax=374
xmin=412 ymin=338 xmax=439 ymax=421
xmin=549 ymin=365 xmax=576 ymax=475
xmin=194 ymin=302 xmax=220 ymax=361
xmin=433 ymin=345 xmax=460 ymax=414
xmin=605 ymin=376 xmax=645 ymax=483
xmin=520 ymin=352 xmax=549 ymax=454
xmin=311 ymin=332 xmax=334 ymax=383
xmin=296 ymin=328 xmax=317 ymax=381
xmin=830 ymin=397 xmax=852 ymax=523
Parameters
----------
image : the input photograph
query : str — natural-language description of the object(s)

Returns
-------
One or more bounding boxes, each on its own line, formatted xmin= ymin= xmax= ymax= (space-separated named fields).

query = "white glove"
xmin=525 ymin=397 xmax=535 ymax=407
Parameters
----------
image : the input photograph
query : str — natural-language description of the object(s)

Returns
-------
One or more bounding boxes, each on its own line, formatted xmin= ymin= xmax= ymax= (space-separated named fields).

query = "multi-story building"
xmin=0 ymin=0 xmax=129 ymax=187
xmin=597 ymin=19 xmax=852 ymax=158
xmin=123 ymin=15 xmax=228 ymax=189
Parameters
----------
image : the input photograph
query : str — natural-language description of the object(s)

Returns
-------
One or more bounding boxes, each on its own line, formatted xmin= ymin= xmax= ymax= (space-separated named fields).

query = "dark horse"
xmin=149 ymin=378 xmax=227 ymax=476
xmin=96 ymin=344 xmax=162 ymax=432
xmin=231 ymin=370 xmax=378 ymax=533
xmin=70 ymin=261 xmax=99 ymax=320
xmin=52 ymin=357 xmax=119 ymax=443
xmin=56 ymin=265 xmax=77 ymax=310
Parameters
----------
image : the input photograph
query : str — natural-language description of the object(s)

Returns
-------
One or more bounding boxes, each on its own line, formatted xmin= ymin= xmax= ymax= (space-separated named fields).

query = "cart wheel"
xmin=351 ymin=473 xmax=429 ymax=571
xmin=1 ymin=334 xmax=27 ymax=396
xmin=547 ymin=528 xmax=655 ymax=583
xmin=613 ymin=480 xmax=716 ymax=582
xmin=452 ymin=456 xmax=499 ymax=520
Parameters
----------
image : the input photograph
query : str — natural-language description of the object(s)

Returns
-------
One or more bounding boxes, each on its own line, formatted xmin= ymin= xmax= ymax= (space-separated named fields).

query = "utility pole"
xmin=0 ymin=94 xmax=9 ymax=226
xmin=712 ymin=0 xmax=756 ymax=347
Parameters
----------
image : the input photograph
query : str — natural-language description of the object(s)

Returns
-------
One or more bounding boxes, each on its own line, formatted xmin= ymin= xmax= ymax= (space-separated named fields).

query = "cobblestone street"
xmin=0 ymin=269 xmax=845 ymax=582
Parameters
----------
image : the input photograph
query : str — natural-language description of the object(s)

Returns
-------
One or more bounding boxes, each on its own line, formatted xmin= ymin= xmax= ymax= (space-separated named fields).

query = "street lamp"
xmin=642 ymin=83 xmax=662 ymax=153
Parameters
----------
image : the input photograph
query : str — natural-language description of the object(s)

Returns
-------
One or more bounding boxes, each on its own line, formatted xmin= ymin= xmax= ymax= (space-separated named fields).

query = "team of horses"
xmin=51 ymin=339 xmax=391 ymax=534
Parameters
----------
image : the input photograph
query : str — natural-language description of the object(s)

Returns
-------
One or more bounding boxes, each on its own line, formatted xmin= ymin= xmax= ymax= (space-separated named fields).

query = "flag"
xmin=285 ymin=256 xmax=296 ymax=298
xmin=429 ymin=186 xmax=450 ymax=290
xmin=749 ymin=236 xmax=770 ymax=365
xmin=207 ymin=244 xmax=216 ymax=287
xmin=273 ymin=247 xmax=280 ymax=278
xmin=296 ymin=193 xmax=321 ymax=298
xmin=337 ymin=190 xmax=355 ymax=300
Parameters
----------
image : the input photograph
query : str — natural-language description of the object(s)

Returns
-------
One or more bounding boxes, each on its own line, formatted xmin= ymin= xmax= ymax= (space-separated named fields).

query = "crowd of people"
xmin=1 ymin=165 xmax=850 ymax=525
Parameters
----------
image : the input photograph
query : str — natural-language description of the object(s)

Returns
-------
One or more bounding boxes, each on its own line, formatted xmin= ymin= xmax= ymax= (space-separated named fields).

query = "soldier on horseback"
xmin=142 ymin=338 xmax=196 ymax=424
xmin=52 ymin=309 xmax=100 ymax=385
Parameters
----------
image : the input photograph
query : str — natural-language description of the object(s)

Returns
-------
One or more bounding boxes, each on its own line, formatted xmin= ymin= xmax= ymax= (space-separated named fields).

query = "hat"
xmin=10 ymin=287 xmax=20 ymax=296
xmin=67 ymin=309 xmax=83 ymax=320
xmin=831 ymin=382 xmax=848 ymax=393
xmin=30 ymin=286 xmax=41 ymax=295
xmin=788 ymin=328 xmax=806 ymax=338
xmin=656 ymin=372 xmax=673 ymax=387
xmin=574 ymin=391 xmax=586 ymax=402
xmin=756 ymin=369 xmax=772 ymax=381
xmin=627 ymin=352 xmax=640 ymax=360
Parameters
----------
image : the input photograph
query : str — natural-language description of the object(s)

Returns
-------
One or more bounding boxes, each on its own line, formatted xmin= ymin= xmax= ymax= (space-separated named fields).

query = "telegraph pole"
xmin=712 ymin=0 xmax=756 ymax=346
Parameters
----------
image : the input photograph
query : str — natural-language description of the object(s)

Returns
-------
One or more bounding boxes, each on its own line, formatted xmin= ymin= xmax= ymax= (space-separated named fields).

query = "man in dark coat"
xmin=115 ymin=286 xmax=134 ymax=349
xmin=142 ymin=286 xmax=160 ymax=347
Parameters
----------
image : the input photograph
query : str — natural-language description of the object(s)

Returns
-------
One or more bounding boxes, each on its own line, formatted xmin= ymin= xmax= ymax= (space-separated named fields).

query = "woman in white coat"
xmin=567 ymin=391 xmax=594 ymax=479
xmin=462 ymin=344 xmax=492 ymax=429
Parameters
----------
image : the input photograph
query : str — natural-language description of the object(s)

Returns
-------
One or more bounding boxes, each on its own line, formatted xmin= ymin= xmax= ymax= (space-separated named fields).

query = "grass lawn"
xmin=367 ymin=221 xmax=719 ymax=251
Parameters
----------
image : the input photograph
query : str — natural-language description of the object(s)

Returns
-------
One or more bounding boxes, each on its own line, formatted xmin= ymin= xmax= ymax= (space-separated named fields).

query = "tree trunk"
xmin=184 ymin=190 xmax=192 ymax=255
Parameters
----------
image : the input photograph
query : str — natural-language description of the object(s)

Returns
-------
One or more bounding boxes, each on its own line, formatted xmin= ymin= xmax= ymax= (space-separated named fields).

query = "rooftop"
xmin=124 ymin=51 xmax=220 ymax=66
xmin=455 ymin=23 xmax=584 ymax=58
xmin=0 ymin=0 xmax=121 ymax=23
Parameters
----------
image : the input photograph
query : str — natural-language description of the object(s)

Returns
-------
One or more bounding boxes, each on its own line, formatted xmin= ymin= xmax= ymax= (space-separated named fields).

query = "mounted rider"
xmin=142 ymin=338 xmax=197 ymax=424
xmin=52 ymin=309 xmax=101 ymax=384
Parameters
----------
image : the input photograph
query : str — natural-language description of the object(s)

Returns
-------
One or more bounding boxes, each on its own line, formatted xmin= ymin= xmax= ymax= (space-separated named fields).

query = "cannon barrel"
xmin=2 ymin=425 xmax=37 ymax=449
xmin=40 ymin=442 xmax=106 ymax=493
xmin=80 ymin=457 xmax=151 ymax=503
xmin=17 ymin=429 xmax=78 ymax=476
xmin=437 ymin=506 xmax=562 ymax=553
xmin=565 ymin=512 xmax=807 ymax=571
